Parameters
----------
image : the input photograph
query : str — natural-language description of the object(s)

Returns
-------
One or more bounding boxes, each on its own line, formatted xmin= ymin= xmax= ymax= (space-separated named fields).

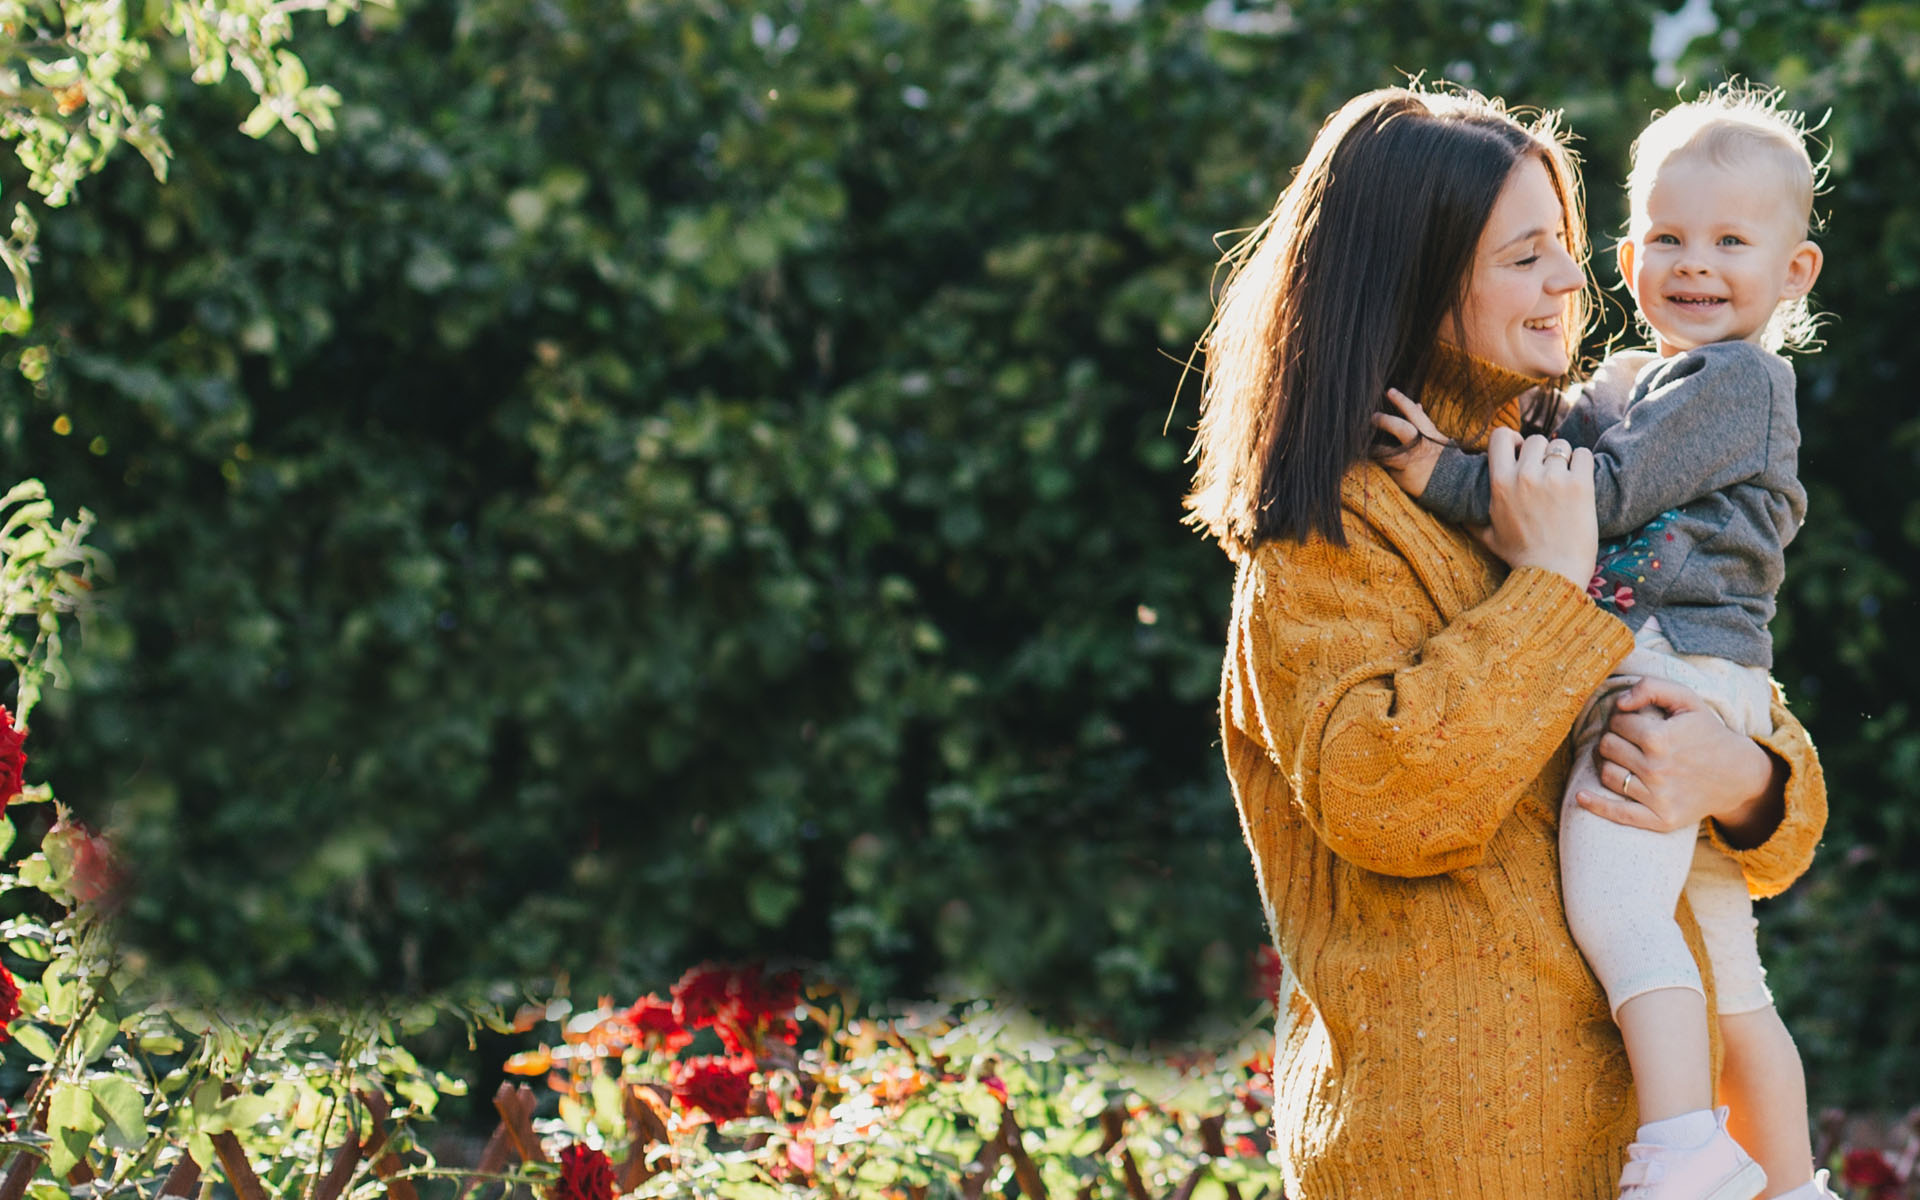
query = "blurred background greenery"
xmin=0 ymin=0 xmax=1914 ymax=1106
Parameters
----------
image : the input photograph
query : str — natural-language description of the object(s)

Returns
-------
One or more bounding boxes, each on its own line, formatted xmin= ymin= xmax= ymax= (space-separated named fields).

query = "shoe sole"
xmin=1702 ymin=1161 xmax=1768 ymax=1200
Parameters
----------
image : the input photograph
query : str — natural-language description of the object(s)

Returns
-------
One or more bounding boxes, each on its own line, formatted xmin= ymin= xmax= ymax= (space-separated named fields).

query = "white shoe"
xmin=1616 ymin=1106 xmax=1767 ymax=1200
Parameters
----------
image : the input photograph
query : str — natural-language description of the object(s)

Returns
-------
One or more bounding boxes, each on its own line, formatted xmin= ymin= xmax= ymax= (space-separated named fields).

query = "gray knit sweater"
xmin=1421 ymin=340 xmax=1805 ymax=667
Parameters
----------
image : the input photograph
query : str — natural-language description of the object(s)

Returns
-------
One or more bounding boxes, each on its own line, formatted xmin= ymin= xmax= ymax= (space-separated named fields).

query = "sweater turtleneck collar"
xmin=1417 ymin=342 xmax=1545 ymax=451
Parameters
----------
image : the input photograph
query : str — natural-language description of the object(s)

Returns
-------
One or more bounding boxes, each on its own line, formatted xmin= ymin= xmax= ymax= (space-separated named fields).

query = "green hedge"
xmin=2 ymin=0 xmax=1917 ymax=1103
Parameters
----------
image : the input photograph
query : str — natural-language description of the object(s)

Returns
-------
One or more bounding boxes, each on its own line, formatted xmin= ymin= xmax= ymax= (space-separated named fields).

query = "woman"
xmin=1184 ymin=87 xmax=1825 ymax=1198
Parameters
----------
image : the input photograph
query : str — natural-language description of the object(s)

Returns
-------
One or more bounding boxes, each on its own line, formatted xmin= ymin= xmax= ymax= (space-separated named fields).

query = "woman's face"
xmin=1453 ymin=157 xmax=1585 ymax=378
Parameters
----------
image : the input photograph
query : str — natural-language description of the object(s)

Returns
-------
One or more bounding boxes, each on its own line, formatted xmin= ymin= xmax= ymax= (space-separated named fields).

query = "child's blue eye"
xmin=1653 ymin=234 xmax=1680 ymax=245
xmin=1719 ymin=235 xmax=1745 ymax=246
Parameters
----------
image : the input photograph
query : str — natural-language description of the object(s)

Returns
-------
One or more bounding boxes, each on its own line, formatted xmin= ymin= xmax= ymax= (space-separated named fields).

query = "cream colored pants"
xmin=1560 ymin=617 xmax=1776 ymax=1017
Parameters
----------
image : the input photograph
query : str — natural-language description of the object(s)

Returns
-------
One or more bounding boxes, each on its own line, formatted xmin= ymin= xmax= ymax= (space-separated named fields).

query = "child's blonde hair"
xmin=1625 ymin=82 xmax=1827 ymax=352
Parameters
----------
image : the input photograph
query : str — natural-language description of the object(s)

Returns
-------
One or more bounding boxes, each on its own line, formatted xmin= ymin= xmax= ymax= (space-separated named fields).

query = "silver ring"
xmin=1544 ymin=444 xmax=1572 ymax=463
xmin=1621 ymin=769 xmax=1636 ymax=794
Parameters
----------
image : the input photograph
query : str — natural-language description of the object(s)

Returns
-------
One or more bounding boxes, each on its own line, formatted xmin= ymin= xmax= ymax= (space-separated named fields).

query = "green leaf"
xmin=10 ymin=1023 xmax=58 ymax=1062
xmin=90 ymin=1075 xmax=147 ymax=1145
xmin=15 ymin=855 xmax=50 ymax=892
xmin=7 ymin=938 xmax=50 ymax=962
xmin=207 ymin=1093 xmax=275 ymax=1134
xmin=46 ymin=1081 xmax=100 ymax=1176
xmin=135 ymin=1031 xmax=185 ymax=1055
xmin=76 ymin=1008 xmax=120 ymax=1065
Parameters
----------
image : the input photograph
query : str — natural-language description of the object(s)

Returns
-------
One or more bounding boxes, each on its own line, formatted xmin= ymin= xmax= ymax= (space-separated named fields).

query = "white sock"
xmin=1636 ymin=1108 xmax=1717 ymax=1149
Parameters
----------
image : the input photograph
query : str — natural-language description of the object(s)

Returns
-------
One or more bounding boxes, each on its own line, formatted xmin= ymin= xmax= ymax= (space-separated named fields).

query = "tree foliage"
xmin=0 ymin=0 xmax=1914 ymax=1105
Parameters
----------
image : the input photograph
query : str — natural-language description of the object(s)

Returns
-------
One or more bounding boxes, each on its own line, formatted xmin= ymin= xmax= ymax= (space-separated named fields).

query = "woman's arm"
xmin=1231 ymin=471 xmax=1632 ymax=878
xmin=1575 ymin=678 xmax=1826 ymax=897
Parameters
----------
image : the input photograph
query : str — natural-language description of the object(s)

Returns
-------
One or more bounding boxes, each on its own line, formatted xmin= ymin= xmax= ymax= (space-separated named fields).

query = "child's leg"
xmin=1560 ymin=682 xmax=1714 ymax=1121
xmin=1687 ymin=840 xmax=1814 ymax=1196
xmin=1721 ymin=1008 xmax=1814 ymax=1196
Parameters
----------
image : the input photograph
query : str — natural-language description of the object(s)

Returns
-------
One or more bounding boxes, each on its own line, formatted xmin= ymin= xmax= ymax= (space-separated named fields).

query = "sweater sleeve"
xmin=1228 ymin=509 xmax=1635 ymax=877
xmin=1583 ymin=346 xmax=1782 ymax=537
xmin=1702 ymin=694 xmax=1827 ymax=899
xmin=1420 ymin=444 xmax=1493 ymax=526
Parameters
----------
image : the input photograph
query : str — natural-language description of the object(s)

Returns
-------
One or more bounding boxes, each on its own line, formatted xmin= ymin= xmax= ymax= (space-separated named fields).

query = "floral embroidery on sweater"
xmin=1588 ymin=509 xmax=1681 ymax=612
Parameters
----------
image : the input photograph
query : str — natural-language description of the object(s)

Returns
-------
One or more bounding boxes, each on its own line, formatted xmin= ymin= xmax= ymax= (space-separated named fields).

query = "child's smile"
xmin=1617 ymin=155 xmax=1821 ymax=355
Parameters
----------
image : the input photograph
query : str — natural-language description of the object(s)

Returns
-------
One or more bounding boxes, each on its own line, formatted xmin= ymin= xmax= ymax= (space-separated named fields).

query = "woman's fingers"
xmin=1612 ymin=675 xmax=1708 ymax=716
xmin=1517 ymin=432 xmax=1550 ymax=470
xmin=1574 ymin=789 xmax=1671 ymax=831
xmin=1485 ymin=426 xmax=1521 ymax=489
xmin=1595 ymin=729 xmax=1652 ymax=779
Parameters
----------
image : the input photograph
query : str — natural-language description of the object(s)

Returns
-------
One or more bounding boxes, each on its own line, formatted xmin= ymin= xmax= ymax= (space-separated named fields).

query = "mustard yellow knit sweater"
xmin=1220 ymin=348 xmax=1827 ymax=1199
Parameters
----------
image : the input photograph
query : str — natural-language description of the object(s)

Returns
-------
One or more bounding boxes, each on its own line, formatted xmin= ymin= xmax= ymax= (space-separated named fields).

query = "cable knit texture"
xmin=1220 ymin=345 xmax=1827 ymax=1199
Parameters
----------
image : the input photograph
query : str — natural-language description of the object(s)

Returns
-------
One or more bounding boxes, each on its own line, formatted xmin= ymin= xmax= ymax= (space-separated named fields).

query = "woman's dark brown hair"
xmin=1183 ymin=86 xmax=1589 ymax=555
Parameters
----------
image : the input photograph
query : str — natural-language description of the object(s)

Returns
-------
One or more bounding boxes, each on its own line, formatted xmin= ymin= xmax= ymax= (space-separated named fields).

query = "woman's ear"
xmin=1781 ymin=240 xmax=1824 ymax=300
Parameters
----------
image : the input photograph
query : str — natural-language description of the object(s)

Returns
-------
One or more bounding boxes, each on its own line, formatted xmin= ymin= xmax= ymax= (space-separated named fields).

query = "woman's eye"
xmin=1514 ymin=254 xmax=1541 ymax=267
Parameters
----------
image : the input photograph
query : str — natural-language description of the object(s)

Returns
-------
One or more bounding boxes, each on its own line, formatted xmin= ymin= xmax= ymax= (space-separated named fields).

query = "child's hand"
xmin=1370 ymin=388 xmax=1446 ymax=497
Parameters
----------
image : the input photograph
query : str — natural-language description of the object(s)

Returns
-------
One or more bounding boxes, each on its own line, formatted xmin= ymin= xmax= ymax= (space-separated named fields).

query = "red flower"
xmin=623 ymin=994 xmax=693 ymax=1054
xmin=671 ymin=963 xmax=735 ymax=1029
xmin=0 ymin=964 xmax=19 ymax=1039
xmin=1842 ymin=1148 xmax=1901 ymax=1198
xmin=669 ymin=962 xmax=802 ymax=1057
xmin=1613 ymin=586 xmax=1635 ymax=610
xmin=1252 ymin=945 xmax=1284 ymax=1007
xmin=669 ymin=1054 xmax=756 ymax=1123
xmin=43 ymin=818 xmax=122 ymax=907
xmin=553 ymin=1143 xmax=615 ymax=1200
xmin=0 ymin=706 xmax=25 ymax=807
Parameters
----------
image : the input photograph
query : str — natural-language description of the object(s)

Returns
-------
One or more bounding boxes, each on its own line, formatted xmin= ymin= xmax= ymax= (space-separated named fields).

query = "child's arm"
xmin=1414 ymin=352 xmax=1655 ymax=527
xmin=1416 ymin=346 xmax=1785 ymax=537
xmin=1577 ymin=344 xmax=1789 ymax=536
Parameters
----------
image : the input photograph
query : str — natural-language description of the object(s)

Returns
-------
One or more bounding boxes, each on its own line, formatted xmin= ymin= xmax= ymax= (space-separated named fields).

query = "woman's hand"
xmin=1575 ymin=676 xmax=1786 ymax=846
xmin=1475 ymin=426 xmax=1597 ymax=589
xmin=1371 ymin=388 xmax=1446 ymax=497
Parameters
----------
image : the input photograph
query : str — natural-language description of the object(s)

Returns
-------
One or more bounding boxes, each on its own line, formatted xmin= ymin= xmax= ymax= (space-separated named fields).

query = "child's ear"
xmin=1781 ymin=240 xmax=1824 ymax=300
xmin=1615 ymin=238 xmax=1639 ymax=300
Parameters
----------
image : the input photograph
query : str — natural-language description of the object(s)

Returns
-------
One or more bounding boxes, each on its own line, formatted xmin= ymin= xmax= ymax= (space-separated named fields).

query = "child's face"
xmin=1617 ymin=153 xmax=1822 ymax=355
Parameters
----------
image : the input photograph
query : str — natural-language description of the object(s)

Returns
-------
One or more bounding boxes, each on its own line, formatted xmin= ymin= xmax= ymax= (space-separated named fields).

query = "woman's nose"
xmin=1546 ymin=244 xmax=1584 ymax=294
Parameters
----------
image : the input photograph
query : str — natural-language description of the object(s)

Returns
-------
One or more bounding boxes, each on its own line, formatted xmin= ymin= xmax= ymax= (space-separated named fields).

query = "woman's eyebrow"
xmin=1493 ymin=227 xmax=1551 ymax=252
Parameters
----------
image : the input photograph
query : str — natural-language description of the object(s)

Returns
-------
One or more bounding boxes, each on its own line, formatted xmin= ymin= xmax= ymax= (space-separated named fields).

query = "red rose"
xmin=669 ymin=1054 xmax=756 ymax=1123
xmin=670 ymin=963 xmax=736 ymax=1029
xmin=1843 ymin=1147 xmax=1901 ymax=1194
xmin=43 ymin=818 xmax=122 ymax=907
xmin=553 ymin=1143 xmax=615 ymax=1200
xmin=1251 ymin=945 xmax=1283 ymax=1006
xmin=669 ymin=962 xmax=802 ymax=1057
xmin=623 ymin=994 xmax=693 ymax=1054
xmin=0 ymin=706 xmax=25 ymax=807
xmin=0 ymin=964 xmax=19 ymax=1039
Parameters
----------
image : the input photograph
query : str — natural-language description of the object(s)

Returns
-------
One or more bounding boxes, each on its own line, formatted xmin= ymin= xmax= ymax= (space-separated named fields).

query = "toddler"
xmin=1379 ymin=86 xmax=1831 ymax=1200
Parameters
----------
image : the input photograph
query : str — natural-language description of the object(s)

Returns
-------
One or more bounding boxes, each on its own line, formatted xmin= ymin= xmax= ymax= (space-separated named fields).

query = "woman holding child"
xmin=1188 ymin=85 xmax=1833 ymax=1199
